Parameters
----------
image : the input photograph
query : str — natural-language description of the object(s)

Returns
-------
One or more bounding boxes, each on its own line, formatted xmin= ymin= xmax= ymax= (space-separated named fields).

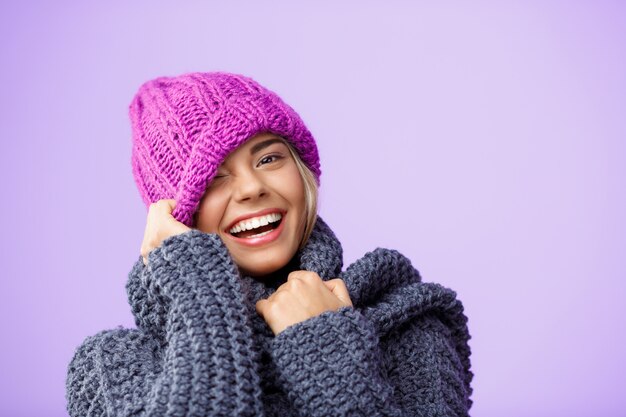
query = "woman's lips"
xmin=225 ymin=208 xmax=286 ymax=232
xmin=227 ymin=214 xmax=285 ymax=247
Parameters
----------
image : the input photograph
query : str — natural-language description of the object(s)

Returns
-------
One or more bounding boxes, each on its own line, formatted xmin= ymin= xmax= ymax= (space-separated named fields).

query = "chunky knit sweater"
xmin=66 ymin=216 xmax=473 ymax=416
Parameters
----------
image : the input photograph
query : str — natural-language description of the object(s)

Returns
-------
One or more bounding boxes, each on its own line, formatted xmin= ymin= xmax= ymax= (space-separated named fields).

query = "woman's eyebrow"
xmin=249 ymin=138 xmax=284 ymax=155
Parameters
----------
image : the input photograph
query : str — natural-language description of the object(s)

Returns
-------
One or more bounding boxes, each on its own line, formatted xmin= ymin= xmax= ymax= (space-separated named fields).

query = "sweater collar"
xmin=236 ymin=215 xmax=344 ymax=304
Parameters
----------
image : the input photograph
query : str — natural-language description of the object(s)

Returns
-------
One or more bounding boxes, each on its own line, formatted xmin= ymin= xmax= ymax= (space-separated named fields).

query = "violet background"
xmin=1 ymin=1 xmax=624 ymax=416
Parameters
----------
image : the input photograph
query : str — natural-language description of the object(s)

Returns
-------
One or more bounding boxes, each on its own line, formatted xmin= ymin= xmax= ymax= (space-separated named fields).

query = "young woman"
xmin=66 ymin=72 xmax=474 ymax=416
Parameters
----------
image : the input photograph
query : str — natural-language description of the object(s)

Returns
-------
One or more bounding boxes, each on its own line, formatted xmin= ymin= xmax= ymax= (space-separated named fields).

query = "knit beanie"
xmin=129 ymin=71 xmax=321 ymax=227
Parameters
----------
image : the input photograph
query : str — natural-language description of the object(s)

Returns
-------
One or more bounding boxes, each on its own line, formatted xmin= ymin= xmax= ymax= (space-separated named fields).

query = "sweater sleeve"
xmin=269 ymin=306 xmax=472 ymax=417
xmin=66 ymin=230 xmax=264 ymax=417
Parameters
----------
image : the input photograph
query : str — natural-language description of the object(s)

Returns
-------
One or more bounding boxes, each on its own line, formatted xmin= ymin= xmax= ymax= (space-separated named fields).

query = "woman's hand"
xmin=255 ymin=271 xmax=353 ymax=336
xmin=140 ymin=199 xmax=192 ymax=265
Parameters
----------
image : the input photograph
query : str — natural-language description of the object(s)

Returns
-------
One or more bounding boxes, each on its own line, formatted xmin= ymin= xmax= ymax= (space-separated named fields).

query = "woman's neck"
xmin=241 ymin=253 xmax=301 ymax=289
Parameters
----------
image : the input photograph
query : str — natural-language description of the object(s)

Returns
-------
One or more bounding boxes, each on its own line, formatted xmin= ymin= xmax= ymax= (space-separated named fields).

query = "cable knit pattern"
xmin=66 ymin=216 xmax=473 ymax=416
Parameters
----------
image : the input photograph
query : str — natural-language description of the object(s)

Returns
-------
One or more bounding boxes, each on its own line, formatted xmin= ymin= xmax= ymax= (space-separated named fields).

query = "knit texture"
xmin=129 ymin=72 xmax=321 ymax=228
xmin=66 ymin=217 xmax=474 ymax=416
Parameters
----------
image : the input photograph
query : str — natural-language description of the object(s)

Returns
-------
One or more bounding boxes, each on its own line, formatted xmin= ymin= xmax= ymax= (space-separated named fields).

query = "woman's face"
xmin=194 ymin=132 xmax=306 ymax=278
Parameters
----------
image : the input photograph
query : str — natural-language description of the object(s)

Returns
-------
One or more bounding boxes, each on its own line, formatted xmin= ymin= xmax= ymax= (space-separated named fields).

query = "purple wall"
xmin=1 ymin=1 xmax=624 ymax=416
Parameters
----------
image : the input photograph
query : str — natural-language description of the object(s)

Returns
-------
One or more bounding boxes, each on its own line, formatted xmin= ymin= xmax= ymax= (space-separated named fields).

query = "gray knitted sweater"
xmin=66 ymin=216 xmax=473 ymax=416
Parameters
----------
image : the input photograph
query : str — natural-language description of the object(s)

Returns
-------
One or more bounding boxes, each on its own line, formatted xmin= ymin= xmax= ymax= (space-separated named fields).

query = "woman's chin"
xmin=236 ymin=257 xmax=286 ymax=278
xmin=223 ymin=228 xmax=301 ymax=278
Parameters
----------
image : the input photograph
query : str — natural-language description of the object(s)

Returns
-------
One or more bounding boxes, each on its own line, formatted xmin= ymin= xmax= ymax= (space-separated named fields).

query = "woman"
xmin=66 ymin=71 xmax=474 ymax=416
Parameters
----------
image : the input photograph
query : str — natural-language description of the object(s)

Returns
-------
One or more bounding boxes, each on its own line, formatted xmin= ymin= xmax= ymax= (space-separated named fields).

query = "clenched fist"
xmin=140 ymin=199 xmax=192 ymax=265
xmin=255 ymin=270 xmax=353 ymax=335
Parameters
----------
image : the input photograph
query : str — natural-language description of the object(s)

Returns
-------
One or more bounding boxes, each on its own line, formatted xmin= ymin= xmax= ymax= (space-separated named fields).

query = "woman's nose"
xmin=232 ymin=171 xmax=267 ymax=202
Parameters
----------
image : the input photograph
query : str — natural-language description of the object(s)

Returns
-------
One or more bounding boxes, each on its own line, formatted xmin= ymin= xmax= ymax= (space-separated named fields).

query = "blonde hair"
xmin=281 ymin=138 xmax=319 ymax=251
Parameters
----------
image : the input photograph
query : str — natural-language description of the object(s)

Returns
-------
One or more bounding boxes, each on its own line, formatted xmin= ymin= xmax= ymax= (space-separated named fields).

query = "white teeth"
xmin=244 ymin=229 xmax=273 ymax=239
xmin=229 ymin=212 xmax=282 ymax=234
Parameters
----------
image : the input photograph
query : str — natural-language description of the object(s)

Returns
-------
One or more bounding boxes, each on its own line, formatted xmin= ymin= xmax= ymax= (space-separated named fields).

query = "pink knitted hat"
xmin=129 ymin=72 xmax=321 ymax=227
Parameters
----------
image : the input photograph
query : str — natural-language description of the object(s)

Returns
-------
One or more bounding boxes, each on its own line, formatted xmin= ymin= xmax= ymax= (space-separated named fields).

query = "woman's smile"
xmin=224 ymin=208 xmax=287 ymax=247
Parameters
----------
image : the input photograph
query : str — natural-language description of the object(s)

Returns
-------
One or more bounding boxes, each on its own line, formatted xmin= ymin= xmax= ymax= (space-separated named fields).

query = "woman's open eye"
xmin=258 ymin=154 xmax=283 ymax=166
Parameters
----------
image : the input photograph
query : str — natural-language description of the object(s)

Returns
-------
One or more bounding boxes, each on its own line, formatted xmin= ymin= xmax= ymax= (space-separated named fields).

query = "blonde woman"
xmin=66 ymin=72 xmax=474 ymax=416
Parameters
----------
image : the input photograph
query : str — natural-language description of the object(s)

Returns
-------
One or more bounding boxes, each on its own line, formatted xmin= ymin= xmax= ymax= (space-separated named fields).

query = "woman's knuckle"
xmin=263 ymin=300 xmax=278 ymax=315
xmin=287 ymin=270 xmax=302 ymax=279
xmin=289 ymin=278 xmax=303 ymax=288
xmin=302 ymin=272 xmax=320 ymax=282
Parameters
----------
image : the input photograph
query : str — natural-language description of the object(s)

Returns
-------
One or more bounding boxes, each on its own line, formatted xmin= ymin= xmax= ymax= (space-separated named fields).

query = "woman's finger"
xmin=255 ymin=299 xmax=269 ymax=318
xmin=323 ymin=279 xmax=353 ymax=306
xmin=162 ymin=199 xmax=177 ymax=213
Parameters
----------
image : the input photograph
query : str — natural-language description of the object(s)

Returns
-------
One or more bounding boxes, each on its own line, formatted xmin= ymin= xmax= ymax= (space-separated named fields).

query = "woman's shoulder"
xmin=343 ymin=246 xmax=468 ymax=339
xmin=66 ymin=326 xmax=165 ymax=416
